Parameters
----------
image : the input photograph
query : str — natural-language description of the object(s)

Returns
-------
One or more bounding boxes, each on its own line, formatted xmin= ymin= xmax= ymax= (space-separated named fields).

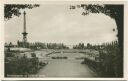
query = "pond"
xmin=37 ymin=53 xmax=97 ymax=77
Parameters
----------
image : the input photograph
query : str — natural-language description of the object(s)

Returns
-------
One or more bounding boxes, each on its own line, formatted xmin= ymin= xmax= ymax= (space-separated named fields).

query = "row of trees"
xmin=5 ymin=41 xmax=118 ymax=50
xmin=5 ymin=41 xmax=69 ymax=50
xmin=17 ymin=41 xmax=69 ymax=50
xmin=73 ymin=41 xmax=118 ymax=50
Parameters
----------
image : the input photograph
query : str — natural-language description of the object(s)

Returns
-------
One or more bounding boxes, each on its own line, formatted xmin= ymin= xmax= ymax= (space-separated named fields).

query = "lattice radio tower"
xmin=22 ymin=11 xmax=28 ymax=47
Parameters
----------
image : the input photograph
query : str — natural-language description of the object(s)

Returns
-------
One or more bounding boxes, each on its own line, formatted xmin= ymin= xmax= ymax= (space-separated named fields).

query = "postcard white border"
xmin=0 ymin=0 xmax=128 ymax=80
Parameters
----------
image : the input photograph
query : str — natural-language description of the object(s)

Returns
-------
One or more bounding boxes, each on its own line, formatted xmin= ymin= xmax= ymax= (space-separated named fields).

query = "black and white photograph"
xmin=4 ymin=2 xmax=124 ymax=78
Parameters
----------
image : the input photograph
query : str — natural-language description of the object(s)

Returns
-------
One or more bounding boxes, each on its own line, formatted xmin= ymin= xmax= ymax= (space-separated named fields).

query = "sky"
xmin=5 ymin=4 xmax=118 ymax=45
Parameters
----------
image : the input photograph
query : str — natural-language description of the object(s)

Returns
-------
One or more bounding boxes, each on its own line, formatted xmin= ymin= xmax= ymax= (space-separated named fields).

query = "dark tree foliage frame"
xmin=4 ymin=4 xmax=39 ymax=20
